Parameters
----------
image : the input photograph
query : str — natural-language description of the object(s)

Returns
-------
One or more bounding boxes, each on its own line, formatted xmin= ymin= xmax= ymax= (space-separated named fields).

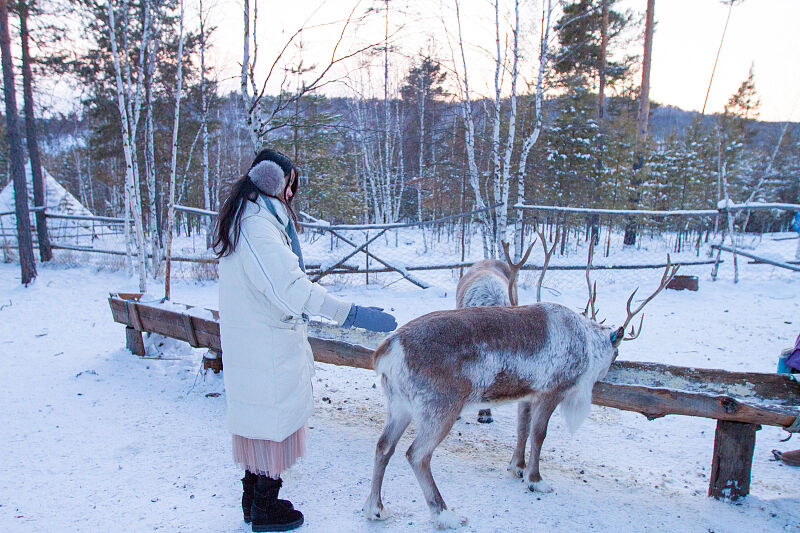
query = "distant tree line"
xmin=1 ymin=0 xmax=797 ymax=287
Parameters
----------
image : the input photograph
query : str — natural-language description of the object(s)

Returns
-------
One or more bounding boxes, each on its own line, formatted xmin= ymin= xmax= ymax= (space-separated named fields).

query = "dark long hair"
xmin=213 ymin=148 xmax=300 ymax=258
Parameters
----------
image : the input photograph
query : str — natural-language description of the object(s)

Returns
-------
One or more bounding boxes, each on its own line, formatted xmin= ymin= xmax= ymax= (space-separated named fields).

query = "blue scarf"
xmin=261 ymin=195 xmax=305 ymax=273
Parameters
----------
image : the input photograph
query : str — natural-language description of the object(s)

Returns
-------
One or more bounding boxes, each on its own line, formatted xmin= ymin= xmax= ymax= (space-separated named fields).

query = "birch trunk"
xmin=454 ymin=0 xmax=490 ymax=258
xmin=144 ymin=4 xmax=160 ymax=272
xmin=108 ymin=0 xmax=147 ymax=292
xmin=0 ymin=0 xmax=36 ymax=284
xmin=514 ymin=0 xmax=552 ymax=260
xmin=499 ymin=0 xmax=519 ymax=258
xmin=164 ymin=0 xmax=185 ymax=300
xmin=200 ymin=0 xmax=211 ymax=247
xmin=417 ymin=73 xmax=426 ymax=251
xmin=490 ymin=0 xmax=502 ymax=257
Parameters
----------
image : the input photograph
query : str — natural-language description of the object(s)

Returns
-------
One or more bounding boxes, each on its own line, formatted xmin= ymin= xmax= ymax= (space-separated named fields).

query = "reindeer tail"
xmin=372 ymin=338 xmax=393 ymax=375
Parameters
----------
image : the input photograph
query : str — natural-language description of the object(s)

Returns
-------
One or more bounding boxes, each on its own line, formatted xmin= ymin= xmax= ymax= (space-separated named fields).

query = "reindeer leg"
xmin=523 ymin=393 xmax=562 ymax=493
xmin=406 ymin=403 xmax=467 ymax=529
xmin=364 ymin=400 xmax=412 ymax=521
xmin=508 ymin=400 xmax=532 ymax=477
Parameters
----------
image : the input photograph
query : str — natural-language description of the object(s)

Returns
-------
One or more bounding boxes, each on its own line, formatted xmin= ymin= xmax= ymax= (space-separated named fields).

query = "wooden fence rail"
xmin=108 ymin=293 xmax=799 ymax=502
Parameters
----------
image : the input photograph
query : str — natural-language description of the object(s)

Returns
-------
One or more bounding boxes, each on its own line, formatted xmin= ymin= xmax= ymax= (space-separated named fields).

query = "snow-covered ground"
xmin=1 ymin=255 xmax=799 ymax=532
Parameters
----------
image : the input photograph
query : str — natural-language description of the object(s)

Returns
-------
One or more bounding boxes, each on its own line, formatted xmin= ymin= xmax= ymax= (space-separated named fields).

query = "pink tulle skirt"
xmin=232 ymin=426 xmax=307 ymax=478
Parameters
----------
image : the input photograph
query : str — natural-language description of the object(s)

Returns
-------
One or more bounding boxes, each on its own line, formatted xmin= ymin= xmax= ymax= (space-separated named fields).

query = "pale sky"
xmin=45 ymin=0 xmax=800 ymax=122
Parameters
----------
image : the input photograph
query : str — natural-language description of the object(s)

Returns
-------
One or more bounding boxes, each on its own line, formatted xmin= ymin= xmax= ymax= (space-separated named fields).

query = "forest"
xmin=1 ymin=0 xmax=798 ymax=287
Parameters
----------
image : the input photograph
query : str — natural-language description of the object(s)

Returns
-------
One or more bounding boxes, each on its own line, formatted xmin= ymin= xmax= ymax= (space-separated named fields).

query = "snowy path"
xmin=0 ymin=263 xmax=798 ymax=532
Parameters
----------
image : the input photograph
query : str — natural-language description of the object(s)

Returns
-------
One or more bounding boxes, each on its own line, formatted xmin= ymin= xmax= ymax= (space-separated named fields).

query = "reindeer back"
xmin=456 ymin=259 xmax=513 ymax=308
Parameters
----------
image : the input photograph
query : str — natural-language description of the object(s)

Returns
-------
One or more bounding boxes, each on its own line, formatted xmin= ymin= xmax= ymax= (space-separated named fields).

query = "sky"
xmin=43 ymin=0 xmax=800 ymax=123
xmin=635 ymin=0 xmax=800 ymax=122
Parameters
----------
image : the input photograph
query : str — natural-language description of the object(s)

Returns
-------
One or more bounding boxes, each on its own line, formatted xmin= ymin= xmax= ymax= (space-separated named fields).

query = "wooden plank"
xmin=591 ymin=382 xmax=795 ymax=428
xmin=125 ymin=301 xmax=143 ymax=331
xmin=107 ymin=295 xmax=800 ymax=429
xmin=708 ymin=421 xmax=759 ymax=500
xmin=182 ymin=314 xmax=199 ymax=347
xmin=606 ymin=360 xmax=800 ymax=409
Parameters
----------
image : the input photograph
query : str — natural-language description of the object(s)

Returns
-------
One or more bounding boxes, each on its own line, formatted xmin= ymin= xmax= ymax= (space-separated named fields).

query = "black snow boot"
xmin=250 ymin=475 xmax=304 ymax=532
xmin=242 ymin=471 xmax=294 ymax=524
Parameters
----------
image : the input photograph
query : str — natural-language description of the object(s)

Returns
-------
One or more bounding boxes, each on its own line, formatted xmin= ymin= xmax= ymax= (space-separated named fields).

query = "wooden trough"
xmin=108 ymin=293 xmax=800 ymax=502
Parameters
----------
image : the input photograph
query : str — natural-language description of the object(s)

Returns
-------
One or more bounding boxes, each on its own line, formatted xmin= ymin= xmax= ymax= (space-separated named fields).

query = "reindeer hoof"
xmin=435 ymin=509 xmax=468 ymax=529
xmin=363 ymin=503 xmax=390 ymax=521
xmin=528 ymin=480 xmax=553 ymax=493
xmin=507 ymin=463 xmax=525 ymax=478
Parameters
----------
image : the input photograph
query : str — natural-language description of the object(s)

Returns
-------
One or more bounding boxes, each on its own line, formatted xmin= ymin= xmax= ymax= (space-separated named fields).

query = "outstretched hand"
xmin=342 ymin=305 xmax=397 ymax=332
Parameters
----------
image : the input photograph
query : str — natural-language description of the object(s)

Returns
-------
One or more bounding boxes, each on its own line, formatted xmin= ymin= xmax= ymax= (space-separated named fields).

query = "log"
xmin=308 ymin=336 xmax=374 ymax=370
xmin=107 ymin=294 xmax=800 ymax=430
xmin=708 ymin=421 xmax=760 ymax=501
xmin=666 ymin=275 xmax=698 ymax=291
xmin=711 ymin=244 xmax=800 ymax=272
xmin=125 ymin=326 xmax=145 ymax=356
xmin=203 ymin=350 xmax=222 ymax=373
xmin=591 ymin=382 xmax=795 ymax=428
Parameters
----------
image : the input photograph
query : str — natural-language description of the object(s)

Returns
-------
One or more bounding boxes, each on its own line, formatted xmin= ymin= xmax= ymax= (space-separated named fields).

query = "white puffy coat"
xmin=219 ymin=196 xmax=351 ymax=441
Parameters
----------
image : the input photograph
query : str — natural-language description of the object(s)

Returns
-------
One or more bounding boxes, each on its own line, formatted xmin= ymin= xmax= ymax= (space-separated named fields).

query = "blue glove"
xmin=342 ymin=305 xmax=397 ymax=332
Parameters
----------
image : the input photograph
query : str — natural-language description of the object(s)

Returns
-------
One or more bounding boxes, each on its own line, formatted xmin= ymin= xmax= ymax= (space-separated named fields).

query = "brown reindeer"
xmin=455 ymin=240 xmax=534 ymax=423
xmin=364 ymin=258 xmax=678 ymax=529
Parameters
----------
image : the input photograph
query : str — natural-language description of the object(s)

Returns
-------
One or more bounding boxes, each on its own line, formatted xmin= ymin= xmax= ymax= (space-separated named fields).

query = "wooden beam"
xmin=311 ymin=229 xmax=387 ymax=282
xmin=125 ymin=326 xmax=145 ymax=356
xmin=711 ymin=244 xmax=800 ymax=272
xmin=107 ymin=295 xmax=800 ymax=430
xmin=708 ymin=421 xmax=760 ymax=501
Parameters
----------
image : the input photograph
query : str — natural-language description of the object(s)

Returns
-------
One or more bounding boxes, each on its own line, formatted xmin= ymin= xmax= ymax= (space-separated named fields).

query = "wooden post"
xmin=203 ymin=349 xmax=223 ymax=374
xmin=125 ymin=326 xmax=146 ymax=356
xmin=708 ymin=420 xmax=760 ymax=501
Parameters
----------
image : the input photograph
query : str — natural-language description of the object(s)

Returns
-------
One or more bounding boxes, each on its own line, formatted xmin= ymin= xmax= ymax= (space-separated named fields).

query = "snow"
xmin=1 ymin=257 xmax=799 ymax=532
xmin=0 ymin=163 xmax=94 ymax=220
xmin=0 ymin=164 xmax=105 ymax=247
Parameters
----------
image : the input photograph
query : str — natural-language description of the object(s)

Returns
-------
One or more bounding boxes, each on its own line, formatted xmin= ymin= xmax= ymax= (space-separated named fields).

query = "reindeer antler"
xmin=620 ymin=256 xmax=680 ymax=341
xmin=534 ymin=222 xmax=560 ymax=303
xmin=502 ymin=240 xmax=535 ymax=306
xmin=582 ymin=236 xmax=600 ymax=321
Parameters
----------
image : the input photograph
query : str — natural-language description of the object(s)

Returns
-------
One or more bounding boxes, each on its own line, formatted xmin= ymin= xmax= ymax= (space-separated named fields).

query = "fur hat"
xmin=248 ymin=160 xmax=286 ymax=197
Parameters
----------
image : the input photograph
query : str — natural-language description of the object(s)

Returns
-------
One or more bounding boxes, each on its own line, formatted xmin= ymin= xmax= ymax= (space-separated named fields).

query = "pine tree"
xmin=0 ymin=0 xmax=36 ymax=284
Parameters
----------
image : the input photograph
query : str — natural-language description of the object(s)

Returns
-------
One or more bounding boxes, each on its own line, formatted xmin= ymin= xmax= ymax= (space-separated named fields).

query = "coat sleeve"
xmin=238 ymin=213 xmax=352 ymax=324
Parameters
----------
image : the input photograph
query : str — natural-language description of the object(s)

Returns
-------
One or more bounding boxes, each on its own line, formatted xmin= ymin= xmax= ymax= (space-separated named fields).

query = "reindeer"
xmin=455 ymin=240 xmax=533 ymax=423
xmin=364 ymin=254 xmax=678 ymax=529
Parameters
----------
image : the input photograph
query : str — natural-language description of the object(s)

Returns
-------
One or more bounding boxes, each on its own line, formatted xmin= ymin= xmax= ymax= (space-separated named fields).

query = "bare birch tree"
xmin=452 ymin=0 xmax=490 ymax=257
xmin=239 ymin=0 xmax=380 ymax=152
xmin=199 ymin=0 xmax=213 ymax=248
xmin=514 ymin=0 xmax=554 ymax=260
xmin=164 ymin=0 xmax=184 ymax=300
xmin=144 ymin=2 xmax=161 ymax=273
xmin=108 ymin=0 xmax=150 ymax=291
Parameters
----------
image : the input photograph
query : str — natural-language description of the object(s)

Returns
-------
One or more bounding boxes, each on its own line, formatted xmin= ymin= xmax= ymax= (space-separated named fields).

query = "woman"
xmin=214 ymin=148 xmax=397 ymax=531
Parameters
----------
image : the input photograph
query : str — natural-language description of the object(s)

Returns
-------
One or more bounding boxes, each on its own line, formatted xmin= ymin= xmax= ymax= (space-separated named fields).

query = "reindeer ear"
xmin=610 ymin=327 xmax=625 ymax=348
